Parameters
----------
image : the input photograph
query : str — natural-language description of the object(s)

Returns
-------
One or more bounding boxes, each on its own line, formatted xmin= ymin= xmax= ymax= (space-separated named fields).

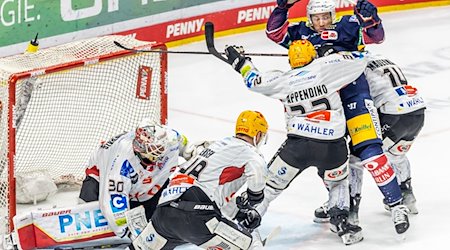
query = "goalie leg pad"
xmin=204 ymin=217 xmax=252 ymax=250
xmin=132 ymin=221 xmax=168 ymax=250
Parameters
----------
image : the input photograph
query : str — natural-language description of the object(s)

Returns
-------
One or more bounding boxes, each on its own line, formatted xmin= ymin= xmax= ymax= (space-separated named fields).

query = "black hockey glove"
xmin=235 ymin=208 xmax=262 ymax=230
xmin=354 ymin=0 xmax=381 ymax=28
xmin=224 ymin=45 xmax=249 ymax=73
xmin=317 ymin=44 xmax=338 ymax=57
xmin=235 ymin=192 xmax=262 ymax=230
xmin=277 ymin=0 xmax=301 ymax=9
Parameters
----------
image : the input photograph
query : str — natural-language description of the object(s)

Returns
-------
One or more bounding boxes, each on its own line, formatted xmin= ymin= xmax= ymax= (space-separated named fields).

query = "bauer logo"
xmin=59 ymin=209 xmax=108 ymax=233
xmin=110 ymin=194 xmax=128 ymax=213
xmin=136 ymin=66 xmax=152 ymax=100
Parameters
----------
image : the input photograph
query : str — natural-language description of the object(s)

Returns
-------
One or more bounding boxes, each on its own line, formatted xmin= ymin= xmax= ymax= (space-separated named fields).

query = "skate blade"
xmin=406 ymin=204 xmax=418 ymax=214
xmin=342 ymin=231 xmax=364 ymax=245
xmin=313 ymin=217 xmax=330 ymax=223
xmin=396 ymin=230 xmax=408 ymax=241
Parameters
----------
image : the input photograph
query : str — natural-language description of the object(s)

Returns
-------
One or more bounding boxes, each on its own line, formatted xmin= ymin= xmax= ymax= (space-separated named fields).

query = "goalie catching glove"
xmin=224 ymin=45 xmax=255 ymax=76
xmin=354 ymin=0 xmax=381 ymax=28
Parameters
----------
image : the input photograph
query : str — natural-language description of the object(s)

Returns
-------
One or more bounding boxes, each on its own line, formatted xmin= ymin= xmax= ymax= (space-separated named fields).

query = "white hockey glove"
xmin=182 ymin=140 xmax=212 ymax=160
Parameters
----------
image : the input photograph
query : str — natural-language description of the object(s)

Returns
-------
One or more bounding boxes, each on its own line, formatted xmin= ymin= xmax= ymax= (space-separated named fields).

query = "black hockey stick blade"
xmin=204 ymin=22 xmax=230 ymax=63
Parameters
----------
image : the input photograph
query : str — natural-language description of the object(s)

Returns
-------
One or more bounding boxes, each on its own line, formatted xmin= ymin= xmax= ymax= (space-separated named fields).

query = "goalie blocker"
xmin=10 ymin=202 xmax=126 ymax=250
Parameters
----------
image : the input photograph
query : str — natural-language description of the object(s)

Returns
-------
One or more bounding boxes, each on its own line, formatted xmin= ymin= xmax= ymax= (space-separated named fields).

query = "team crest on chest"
xmin=321 ymin=30 xmax=338 ymax=40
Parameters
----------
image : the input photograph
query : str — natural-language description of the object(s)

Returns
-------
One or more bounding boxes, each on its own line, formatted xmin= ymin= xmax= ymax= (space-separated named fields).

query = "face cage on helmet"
xmin=133 ymin=129 xmax=168 ymax=162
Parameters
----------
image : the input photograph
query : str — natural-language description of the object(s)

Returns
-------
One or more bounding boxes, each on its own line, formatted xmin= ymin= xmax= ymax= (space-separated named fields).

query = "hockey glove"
xmin=235 ymin=192 xmax=262 ymax=230
xmin=225 ymin=45 xmax=249 ymax=73
xmin=317 ymin=44 xmax=338 ymax=57
xmin=235 ymin=208 xmax=262 ymax=230
xmin=277 ymin=0 xmax=301 ymax=9
xmin=354 ymin=0 xmax=381 ymax=28
xmin=182 ymin=140 xmax=212 ymax=160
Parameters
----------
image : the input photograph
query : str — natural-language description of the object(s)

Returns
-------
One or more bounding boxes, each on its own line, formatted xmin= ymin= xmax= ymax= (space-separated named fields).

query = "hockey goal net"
xmin=0 ymin=35 xmax=167 ymax=234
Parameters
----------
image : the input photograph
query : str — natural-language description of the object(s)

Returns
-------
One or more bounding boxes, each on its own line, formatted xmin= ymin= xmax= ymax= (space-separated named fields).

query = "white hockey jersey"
xmin=159 ymin=137 xmax=267 ymax=210
xmin=365 ymin=54 xmax=426 ymax=114
xmin=84 ymin=127 xmax=185 ymax=237
xmin=243 ymin=52 xmax=368 ymax=140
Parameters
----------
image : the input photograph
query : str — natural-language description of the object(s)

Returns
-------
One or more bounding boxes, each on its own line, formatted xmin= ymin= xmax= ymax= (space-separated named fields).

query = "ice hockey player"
xmin=314 ymin=53 xmax=426 ymax=225
xmin=78 ymin=119 xmax=201 ymax=239
xmin=130 ymin=110 xmax=269 ymax=250
xmin=267 ymin=0 xmax=410 ymax=236
xmin=222 ymin=40 xmax=368 ymax=245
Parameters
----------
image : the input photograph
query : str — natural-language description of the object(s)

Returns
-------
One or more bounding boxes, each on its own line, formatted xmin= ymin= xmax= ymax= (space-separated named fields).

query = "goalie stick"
xmin=54 ymin=242 xmax=130 ymax=250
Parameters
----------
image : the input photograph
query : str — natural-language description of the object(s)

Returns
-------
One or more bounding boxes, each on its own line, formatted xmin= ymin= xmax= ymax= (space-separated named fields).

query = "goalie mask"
xmin=235 ymin=110 xmax=269 ymax=148
xmin=133 ymin=119 xmax=169 ymax=164
xmin=288 ymin=40 xmax=317 ymax=69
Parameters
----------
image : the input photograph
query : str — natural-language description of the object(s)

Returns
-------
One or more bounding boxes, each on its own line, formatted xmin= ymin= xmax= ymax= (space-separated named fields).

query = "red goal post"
xmin=0 ymin=35 xmax=167 ymax=234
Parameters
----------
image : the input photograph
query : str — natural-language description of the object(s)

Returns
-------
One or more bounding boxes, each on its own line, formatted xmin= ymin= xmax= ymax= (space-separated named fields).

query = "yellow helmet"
xmin=235 ymin=110 xmax=268 ymax=138
xmin=288 ymin=40 xmax=317 ymax=69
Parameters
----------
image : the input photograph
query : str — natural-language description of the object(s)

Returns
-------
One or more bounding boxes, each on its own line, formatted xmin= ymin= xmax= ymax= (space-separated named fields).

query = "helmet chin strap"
xmin=253 ymin=132 xmax=267 ymax=150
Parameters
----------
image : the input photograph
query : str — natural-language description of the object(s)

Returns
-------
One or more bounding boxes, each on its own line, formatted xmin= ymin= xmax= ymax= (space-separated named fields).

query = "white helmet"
xmin=306 ymin=0 xmax=336 ymax=24
xmin=133 ymin=119 xmax=169 ymax=163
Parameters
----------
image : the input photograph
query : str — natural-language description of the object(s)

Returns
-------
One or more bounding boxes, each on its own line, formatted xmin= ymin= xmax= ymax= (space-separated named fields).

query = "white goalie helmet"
xmin=133 ymin=119 xmax=170 ymax=163
xmin=306 ymin=0 xmax=337 ymax=24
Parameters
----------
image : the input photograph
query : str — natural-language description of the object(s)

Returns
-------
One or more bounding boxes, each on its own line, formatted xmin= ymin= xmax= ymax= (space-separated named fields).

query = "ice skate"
xmin=329 ymin=207 xmax=363 ymax=245
xmin=390 ymin=204 xmax=410 ymax=238
xmin=313 ymin=202 xmax=330 ymax=223
xmin=400 ymin=179 xmax=418 ymax=214
xmin=384 ymin=179 xmax=418 ymax=214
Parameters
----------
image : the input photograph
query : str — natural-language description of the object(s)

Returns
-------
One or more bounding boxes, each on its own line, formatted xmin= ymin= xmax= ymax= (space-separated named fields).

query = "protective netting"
xmin=0 ymin=35 xmax=167 ymax=234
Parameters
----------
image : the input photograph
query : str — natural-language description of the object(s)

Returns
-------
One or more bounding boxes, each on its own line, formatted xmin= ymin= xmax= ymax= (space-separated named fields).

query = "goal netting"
xmin=0 ymin=35 xmax=167 ymax=234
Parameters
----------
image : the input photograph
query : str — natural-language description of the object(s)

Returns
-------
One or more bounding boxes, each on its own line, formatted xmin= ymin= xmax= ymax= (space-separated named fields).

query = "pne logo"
xmin=110 ymin=194 xmax=128 ymax=213
xmin=59 ymin=209 xmax=108 ymax=233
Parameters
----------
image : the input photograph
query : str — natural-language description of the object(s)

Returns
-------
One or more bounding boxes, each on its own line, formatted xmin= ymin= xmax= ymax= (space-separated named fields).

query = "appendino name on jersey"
xmin=286 ymin=85 xmax=328 ymax=104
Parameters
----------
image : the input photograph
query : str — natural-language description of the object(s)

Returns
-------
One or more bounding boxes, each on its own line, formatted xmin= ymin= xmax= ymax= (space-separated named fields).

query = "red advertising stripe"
xmin=117 ymin=0 xmax=440 ymax=44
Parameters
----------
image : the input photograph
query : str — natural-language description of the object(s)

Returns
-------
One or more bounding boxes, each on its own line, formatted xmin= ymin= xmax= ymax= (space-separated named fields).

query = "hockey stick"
xmin=204 ymin=22 xmax=288 ymax=64
xmin=204 ymin=22 xmax=229 ymax=63
xmin=54 ymin=242 xmax=130 ymax=250
xmin=262 ymin=226 xmax=282 ymax=246
xmin=114 ymin=41 xmax=213 ymax=55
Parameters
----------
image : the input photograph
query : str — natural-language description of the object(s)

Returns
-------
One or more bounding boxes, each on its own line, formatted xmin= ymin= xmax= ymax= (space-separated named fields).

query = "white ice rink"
xmin=14 ymin=5 xmax=450 ymax=250
xmin=167 ymin=5 xmax=450 ymax=250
